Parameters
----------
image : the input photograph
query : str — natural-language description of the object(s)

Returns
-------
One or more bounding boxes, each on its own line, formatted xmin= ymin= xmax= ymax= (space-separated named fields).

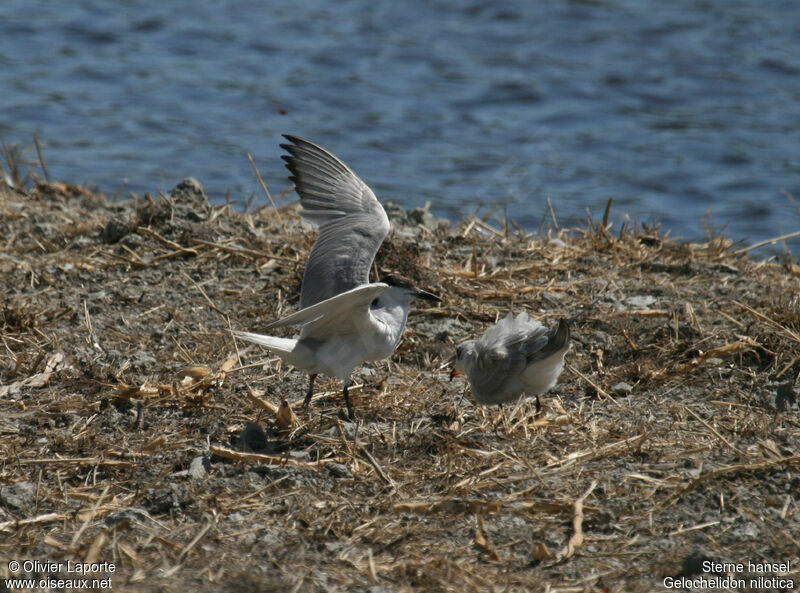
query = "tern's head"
xmin=450 ymin=340 xmax=478 ymax=379
xmin=380 ymin=273 xmax=441 ymax=304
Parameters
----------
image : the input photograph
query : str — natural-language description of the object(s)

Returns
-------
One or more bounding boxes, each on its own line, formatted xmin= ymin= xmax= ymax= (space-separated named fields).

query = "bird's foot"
xmin=534 ymin=395 xmax=543 ymax=418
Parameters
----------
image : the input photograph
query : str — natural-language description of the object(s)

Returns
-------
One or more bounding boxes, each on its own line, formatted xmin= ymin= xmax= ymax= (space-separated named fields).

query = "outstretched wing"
xmin=281 ymin=135 xmax=391 ymax=309
xmin=266 ymin=283 xmax=388 ymax=337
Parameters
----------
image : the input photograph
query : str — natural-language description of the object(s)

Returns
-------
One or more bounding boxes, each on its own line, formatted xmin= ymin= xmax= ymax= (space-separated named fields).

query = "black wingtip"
xmin=552 ymin=318 xmax=570 ymax=349
xmin=279 ymin=143 xmax=292 ymax=153
xmin=280 ymin=151 xmax=298 ymax=180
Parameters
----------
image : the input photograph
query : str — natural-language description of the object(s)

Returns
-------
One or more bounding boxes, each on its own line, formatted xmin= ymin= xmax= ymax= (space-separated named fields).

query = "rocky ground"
xmin=1 ymin=176 xmax=799 ymax=592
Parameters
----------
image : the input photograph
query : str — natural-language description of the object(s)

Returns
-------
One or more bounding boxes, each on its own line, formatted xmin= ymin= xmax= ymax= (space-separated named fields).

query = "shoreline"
xmin=1 ymin=177 xmax=799 ymax=591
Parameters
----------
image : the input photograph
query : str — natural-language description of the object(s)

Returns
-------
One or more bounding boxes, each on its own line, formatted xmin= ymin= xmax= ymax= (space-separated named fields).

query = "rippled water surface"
xmin=2 ymin=0 xmax=799 ymax=249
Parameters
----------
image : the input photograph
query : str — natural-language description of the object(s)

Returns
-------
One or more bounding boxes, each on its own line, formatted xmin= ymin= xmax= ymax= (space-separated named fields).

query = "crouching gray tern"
xmin=233 ymin=136 xmax=440 ymax=419
xmin=450 ymin=313 xmax=570 ymax=412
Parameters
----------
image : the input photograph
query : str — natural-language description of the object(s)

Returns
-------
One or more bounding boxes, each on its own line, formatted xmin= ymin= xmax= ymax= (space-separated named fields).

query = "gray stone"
xmin=326 ymin=462 xmax=354 ymax=479
xmin=189 ymin=455 xmax=210 ymax=479
xmin=142 ymin=483 xmax=187 ymax=514
xmin=406 ymin=207 xmax=438 ymax=230
xmin=169 ymin=177 xmax=210 ymax=221
xmin=103 ymin=217 xmax=133 ymax=243
xmin=611 ymin=382 xmax=633 ymax=396
xmin=104 ymin=507 xmax=153 ymax=527
xmin=624 ymin=295 xmax=657 ymax=309
xmin=322 ymin=421 xmax=357 ymax=440
xmin=0 ymin=481 xmax=35 ymax=510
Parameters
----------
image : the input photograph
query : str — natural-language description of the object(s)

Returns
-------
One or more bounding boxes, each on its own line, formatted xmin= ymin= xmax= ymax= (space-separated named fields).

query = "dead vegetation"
xmin=1 ymin=171 xmax=799 ymax=592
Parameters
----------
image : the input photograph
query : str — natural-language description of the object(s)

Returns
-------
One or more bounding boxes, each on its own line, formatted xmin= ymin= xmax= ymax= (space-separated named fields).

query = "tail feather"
xmin=232 ymin=331 xmax=300 ymax=364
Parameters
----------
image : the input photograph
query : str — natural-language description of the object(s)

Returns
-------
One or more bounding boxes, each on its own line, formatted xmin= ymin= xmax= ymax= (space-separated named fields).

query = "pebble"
xmin=611 ymin=382 xmax=633 ymax=396
xmin=104 ymin=507 xmax=153 ymax=527
xmin=189 ymin=455 xmax=211 ymax=479
xmin=326 ymin=462 xmax=353 ymax=479
xmin=624 ymin=295 xmax=657 ymax=309
xmin=323 ymin=421 xmax=357 ymax=440
xmin=0 ymin=482 xmax=35 ymax=510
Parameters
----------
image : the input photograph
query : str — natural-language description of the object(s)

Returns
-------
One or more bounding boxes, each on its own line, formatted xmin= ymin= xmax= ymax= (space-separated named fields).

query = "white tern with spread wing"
xmin=234 ymin=136 xmax=440 ymax=418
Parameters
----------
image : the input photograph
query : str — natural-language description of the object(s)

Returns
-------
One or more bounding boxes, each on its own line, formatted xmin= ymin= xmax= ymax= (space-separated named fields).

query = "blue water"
xmin=2 ymin=0 xmax=799 ymax=251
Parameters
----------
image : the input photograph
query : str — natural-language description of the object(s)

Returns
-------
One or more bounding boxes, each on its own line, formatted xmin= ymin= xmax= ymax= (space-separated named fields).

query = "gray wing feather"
xmin=469 ymin=353 xmax=522 ymax=402
xmin=263 ymin=283 xmax=387 ymax=338
xmin=468 ymin=313 xmax=555 ymax=401
xmin=479 ymin=312 xmax=550 ymax=359
xmin=281 ymin=135 xmax=390 ymax=309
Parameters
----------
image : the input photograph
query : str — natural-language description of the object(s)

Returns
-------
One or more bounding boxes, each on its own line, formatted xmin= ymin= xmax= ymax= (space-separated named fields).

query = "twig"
xmin=334 ymin=417 xmax=353 ymax=454
xmin=84 ymin=532 xmax=108 ymax=564
xmin=601 ymin=197 xmax=613 ymax=230
xmin=248 ymin=153 xmax=281 ymax=218
xmin=559 ymin=480 xmax=598 ymax=560
xmin=460 ymin=218 xmax=476 ymax=238
xmin=546 ymin=196 xmax=559 ymax=230
xmin=609 ymin=309 xmax=670 ymax=317
xmin=177 ymin=515 xmax=218 ymax=563
xmin=474 ymin=514 xmax=500 ymax=560
xmin=17 ymin=458 xmax=132 ymax=467
xmin=472 ymin=217 xmax=504 ymax=239
xmin=191 ymin=239 xmax=299 ymax=263
xmin=361 ymin=448 xmax=398 ymax=492
xmin=181 ymin=271 xmax=226 ymax=317
xmin=71 ymin=485 xmax=110 ymax=547
xmin=83 ymin=299 xmax=96 ymax=348
xmin=661 ymin=455 xmax=800 ymax=508
xmin=137 ymin=226 xmax=199 ymax=256
xmin=245 ymin=387 xmax=279 ymax=414
xmin=782 ymin=189 xmax=800 ymax=217
xmin=544 ymin=433 xmax=649 ymax=470
xmin=33 ymin=133 xmax=49 ymax=182
xmin=102 ymin=249 xmax=147 ymax=268
xmin=731 ymin=230 xmax=800 ymax=255
xmin=0 ymin=513 xmax=67 ymax=533
xmin=567 ymin=364 xmax=621 ymax=408
xmin=392 ymin=499 xmax=592 ymax=516
xmin=668 ymin=520 xmax=720 ymax=537
xmin=210 ymin=445 xmax=344 ymax=468
xmin=734 ymin=300 xmax=800 ymax=344
xmin=684 ymin=406 xmax=748 ymax=457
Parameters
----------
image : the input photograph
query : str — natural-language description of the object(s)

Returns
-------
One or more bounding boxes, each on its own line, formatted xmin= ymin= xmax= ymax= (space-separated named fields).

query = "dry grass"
xmin=1 ymin=176 xmax=799 ymax=592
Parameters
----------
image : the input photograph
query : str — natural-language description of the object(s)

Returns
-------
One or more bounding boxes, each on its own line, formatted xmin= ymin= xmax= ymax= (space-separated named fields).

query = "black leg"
xmin=343 ymin=382 xmax=355 ymax=421
xmin=303 ymin=373 xmax=317 ymax=409
xmin=534 ymin=394 xmax=542 ymax=415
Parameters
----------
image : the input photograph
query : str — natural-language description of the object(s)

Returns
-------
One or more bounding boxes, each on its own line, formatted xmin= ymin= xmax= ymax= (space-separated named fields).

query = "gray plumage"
xmin=281 ymin=135 xmax=390 ymax=309
xmin=234 ymin=136 xmax=440 ymax=419
xmin=453 ymin=313 xmax=570 ymax=407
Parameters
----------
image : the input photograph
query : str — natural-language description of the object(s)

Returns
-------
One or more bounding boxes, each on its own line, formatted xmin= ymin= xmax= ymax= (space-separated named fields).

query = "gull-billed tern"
xmin=234 ymin=136 xmax=440 ymax=418
xmin=450 ymin=313 xmax=570 ymax=412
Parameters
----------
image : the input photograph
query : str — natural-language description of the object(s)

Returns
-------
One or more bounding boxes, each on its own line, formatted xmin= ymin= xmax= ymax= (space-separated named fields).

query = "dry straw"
xmin=0 ymin=170 xmax=799 ymax=591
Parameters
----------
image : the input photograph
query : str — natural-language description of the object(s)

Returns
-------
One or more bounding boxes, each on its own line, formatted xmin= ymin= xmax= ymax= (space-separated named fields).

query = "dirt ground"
xmin=1 ymin=175 xmax=799 ymax=593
